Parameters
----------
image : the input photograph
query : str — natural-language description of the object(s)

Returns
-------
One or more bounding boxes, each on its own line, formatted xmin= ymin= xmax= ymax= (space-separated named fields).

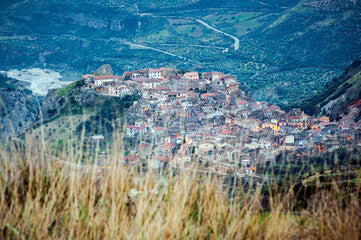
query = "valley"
xmin=1 ymin=2 xmax=361 ymax=238
xmin=11 ymin=62 xmax=358 ymax=181
xmin=1 ymin=0 xmax=360 ymax=106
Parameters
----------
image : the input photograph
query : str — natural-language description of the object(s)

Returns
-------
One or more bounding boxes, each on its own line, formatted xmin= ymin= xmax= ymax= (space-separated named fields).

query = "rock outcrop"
xmin=0 ymin=88 xmax=39 ymax=142
xmin=40 ymin=81 xmax=97 ymax=122
xmin=300 ymin=57 xmax=361 ymax=119
xmin=94 ymin=64 xmax=114 ymax=75
xmin=0 ymin=75 xmax=96 ymax=142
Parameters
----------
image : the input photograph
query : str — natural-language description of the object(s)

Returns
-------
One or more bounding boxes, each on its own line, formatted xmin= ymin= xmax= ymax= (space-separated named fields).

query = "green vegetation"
xmin=74 ymin=94 xmax=139 ymax=137
xmin=258 ymin=148 xmax=360 ymax=179
xmin=23 ymin=78 xmax=139 ymax=159
xmin=0 ymin=74 xmax=31 ymax=93
xmin=175 ymin=25 xmax=198 ymax=34
xmin=0 ymin=0 xmax=360 ymax=106
xmin=53 ymin=81 xmax=78 ymax=97
xmin=142 ymin=29 xmax=172 ymax=43
xmin=202 ymin=11 xmax=263 ymax=35
xmin=296 ymin=58 xmax=361 ymax=116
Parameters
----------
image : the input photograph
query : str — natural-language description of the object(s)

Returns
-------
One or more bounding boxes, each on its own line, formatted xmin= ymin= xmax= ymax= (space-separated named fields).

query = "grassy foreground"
xmin=0 ymin=141 xmax=360 ymax=239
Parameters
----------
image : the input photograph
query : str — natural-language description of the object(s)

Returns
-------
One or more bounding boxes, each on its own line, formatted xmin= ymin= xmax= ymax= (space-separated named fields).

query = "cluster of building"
xmin=82 ymin=67 xmax=361 ymax=175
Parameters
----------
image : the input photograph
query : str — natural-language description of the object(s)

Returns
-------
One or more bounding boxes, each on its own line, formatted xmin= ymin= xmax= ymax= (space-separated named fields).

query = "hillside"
xmin=243 ymin=0 xmax=361 ymax=103
xmin=0 ymin=74 xmax=39 ymax=142
xmin=31 ymin=74 xmax=138 ymax=156
xmin=299 ymin=57 xmax=361 ymax=120
xmin=0 ymin=64 xmax=138 ymax=144
xmin=0 ymin=0 xmax=361 ymax=105
xmin=0 ymin=73 xmax=28 ymax=91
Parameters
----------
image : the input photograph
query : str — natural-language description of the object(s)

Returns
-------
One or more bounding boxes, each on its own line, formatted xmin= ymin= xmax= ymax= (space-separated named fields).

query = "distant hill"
xmin=244 ymin=0 xmax=361 ymax=104
xmin=0 ymin=0 xmax=361 ymax=106
xmin=297 ymin=57 xmax=361 ymax=120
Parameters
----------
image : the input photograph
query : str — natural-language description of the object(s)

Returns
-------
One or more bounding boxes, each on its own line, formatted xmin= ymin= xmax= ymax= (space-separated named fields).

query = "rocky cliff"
xmin=0 ymin=75 xmax=39 ymax=142
xmin=299 ymin=57 xmax=361 ymax=120
xmin=40 ymin=80 xmax=97 ymax=121
xmin=93 ymin=64 xmax=114 ymax=75
xmin=0 ymin=75 xmax=97 ymax=142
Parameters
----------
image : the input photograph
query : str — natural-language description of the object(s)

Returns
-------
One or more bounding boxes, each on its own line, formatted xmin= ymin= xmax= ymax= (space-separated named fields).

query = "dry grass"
xmin=0 ymin=139 xmax=360 ymax=239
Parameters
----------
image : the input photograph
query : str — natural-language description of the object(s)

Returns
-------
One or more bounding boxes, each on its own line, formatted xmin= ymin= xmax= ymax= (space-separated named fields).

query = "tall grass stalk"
xmin=0 ymin=134 xmax=360 ymax=239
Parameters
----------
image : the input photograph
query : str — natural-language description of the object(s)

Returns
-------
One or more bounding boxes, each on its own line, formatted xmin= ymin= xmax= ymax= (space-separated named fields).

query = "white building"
xmin=109 ymin=85 xmax=130 ymax=96
xmin=148 ymin=69 xmax=162 ymax=79
xmin=142 ymin=79 xmax=161 ymax=88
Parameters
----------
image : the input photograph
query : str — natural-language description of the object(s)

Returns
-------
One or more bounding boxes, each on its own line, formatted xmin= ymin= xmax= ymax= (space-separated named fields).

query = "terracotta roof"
xmin=124 ymin=155 xmax=139 ymax=161
xmin=127 ymin=125 xmax=144 ymax=130
xmin=93 ymin=75 xmax=120 ymax=80
xmin=149 ymin=68 xmax=161 ymax=73
xmin=155 ymin=155 xmax=168 ymax=162
xmin=134 ymin=76 xmax=148 ymax=81
xmin=220 ymin=130 xmax=232 ymax=135
xmin=163 ymin=143 xmax=175 ymax=149
xmin=268 ymin=105 xmax=280 ymax=111
xmin=82 ymin=74 xmax=92 ymax=79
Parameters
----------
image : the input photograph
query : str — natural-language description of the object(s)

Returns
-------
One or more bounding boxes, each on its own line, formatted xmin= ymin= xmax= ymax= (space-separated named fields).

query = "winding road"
xmin=148 ymin=43 xmax=226 ymax=50
xmin=195 ymin=19 xmax=240 ymax=51
xmin=140 ymin=13 xmax=240 ymax=51
xmin=123 ymin=11 xmax=243 ymax=61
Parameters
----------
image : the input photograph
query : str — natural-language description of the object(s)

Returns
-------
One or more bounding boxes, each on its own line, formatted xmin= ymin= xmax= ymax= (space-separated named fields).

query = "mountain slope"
xmin=299 ymin=57 xmax=361 ymax=119
xmin=245 ymin=0 xmax=361 ymax=104
xmin=0 ymin=74 xmax=39 ymax=142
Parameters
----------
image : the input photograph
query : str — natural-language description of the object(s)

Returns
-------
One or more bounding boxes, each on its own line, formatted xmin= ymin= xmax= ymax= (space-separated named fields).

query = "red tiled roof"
xmin=320 ymin=122 xmax=337 ymax=127
xmin=82 ymin=74 xmax=92 ymax=79
xmin=93 ymin=75 xmax=120 ymax=80
xmin=127 ymin=125 xmax=144 ymax=130
xmin=268 ymin=105 xmax=280 ymax=111
xmin=149 ymin=68 xmax=161 ymax=73
xmin=124 ymin=155 xmax=139 ymax=161
xmin=220 ymin=130 xmax=233 ymax=135
xmin=134 ymin=77 xmax=148 ymax=81
xmin=154 ymin=86 xmax=170 ymax=91
xmin=163 ymin=143 xmax=175 ymax=149
xmin=155 ymin=155 xmax=168 ymax=162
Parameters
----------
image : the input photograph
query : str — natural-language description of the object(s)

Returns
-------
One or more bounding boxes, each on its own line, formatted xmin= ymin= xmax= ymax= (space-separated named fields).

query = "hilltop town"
xmin=81 ymin=66 xmax=361 ymax=175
